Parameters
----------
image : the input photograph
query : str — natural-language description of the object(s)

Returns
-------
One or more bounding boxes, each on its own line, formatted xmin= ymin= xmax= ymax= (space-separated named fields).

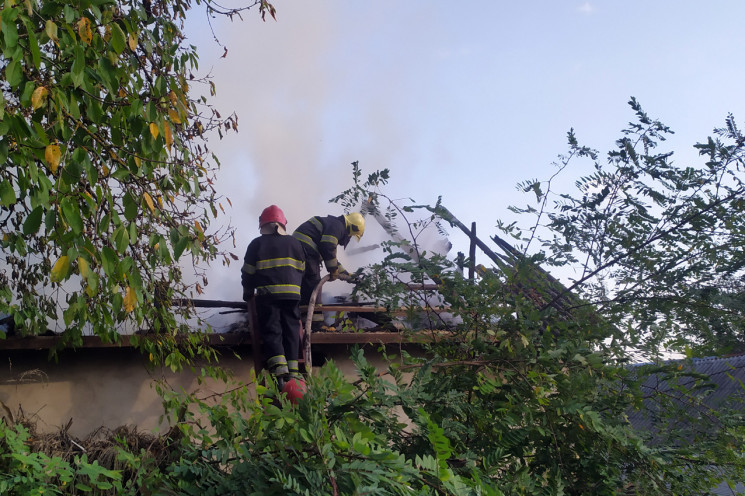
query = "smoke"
xmin=181 ymin=3 xmax=451 ymax=302
xmin=182 ymin=4 xmax=347 ymax=301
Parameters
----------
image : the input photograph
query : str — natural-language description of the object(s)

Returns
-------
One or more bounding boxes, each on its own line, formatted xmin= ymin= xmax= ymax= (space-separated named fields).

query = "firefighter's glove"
xmin=348 ymin=269 xmax=365 ymax=285
xmin=328 ymin=270 xmax=339 ymax=281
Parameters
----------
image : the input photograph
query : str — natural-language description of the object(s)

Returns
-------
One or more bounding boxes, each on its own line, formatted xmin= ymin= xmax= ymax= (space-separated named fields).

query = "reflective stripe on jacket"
xmin=242 ymin=233 xmax=306 ymax=300
xmin=292 ymin=215 xmax=348 ymax=272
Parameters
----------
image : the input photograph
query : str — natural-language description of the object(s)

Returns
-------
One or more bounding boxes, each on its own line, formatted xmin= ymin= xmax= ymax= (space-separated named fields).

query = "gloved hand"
xmin=329 ymin=270 xmax=351 ymax=282
xmin=348 ymin=269 xmax=365 ymax=284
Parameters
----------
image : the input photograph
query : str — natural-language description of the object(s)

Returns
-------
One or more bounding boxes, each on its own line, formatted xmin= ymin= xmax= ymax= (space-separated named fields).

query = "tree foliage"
xmin=505 ymin=98 xmax=745 ymax=357
xmin=0 ymin=0 xmax=273 ymax=352
xmin=2 ymin=143 xmax=745 ymax=494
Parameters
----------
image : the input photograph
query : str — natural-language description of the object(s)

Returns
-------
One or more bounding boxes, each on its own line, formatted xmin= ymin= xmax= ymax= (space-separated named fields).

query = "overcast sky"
xmin=183 ymin=1 xmax=745 ymax=303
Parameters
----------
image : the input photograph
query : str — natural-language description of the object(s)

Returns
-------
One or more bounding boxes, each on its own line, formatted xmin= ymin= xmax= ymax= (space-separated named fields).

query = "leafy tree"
xmin=2 ymin=151 xmax=745 ymax=495
xmin=0 ymin=0 xmax=273 ymax=355
xmin=505 ymin=98 xmax=745 ymax=357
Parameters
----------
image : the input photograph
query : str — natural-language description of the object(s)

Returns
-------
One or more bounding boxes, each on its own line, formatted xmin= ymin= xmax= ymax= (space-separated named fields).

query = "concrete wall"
xmin=0 ymin=344 xmax=399 ymax=437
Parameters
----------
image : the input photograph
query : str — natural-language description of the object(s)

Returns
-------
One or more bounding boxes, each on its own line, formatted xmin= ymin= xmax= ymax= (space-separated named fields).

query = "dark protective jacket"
xmin=242 ymin=233 xmax=306 ymax=301
xmin=292 ymin=215 xmax=349 ymax=273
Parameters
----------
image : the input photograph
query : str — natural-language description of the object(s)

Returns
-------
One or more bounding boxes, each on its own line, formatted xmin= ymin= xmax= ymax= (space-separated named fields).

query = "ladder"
xmin=248 ymin=274 xmax=331 ymax=377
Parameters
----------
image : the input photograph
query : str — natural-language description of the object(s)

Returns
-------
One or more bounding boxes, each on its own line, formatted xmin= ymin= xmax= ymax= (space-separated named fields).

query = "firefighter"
xmin=292 ymin=212 xmax=365 ymax=306
xmin=242 ymin=205 xmax=306 ymax=389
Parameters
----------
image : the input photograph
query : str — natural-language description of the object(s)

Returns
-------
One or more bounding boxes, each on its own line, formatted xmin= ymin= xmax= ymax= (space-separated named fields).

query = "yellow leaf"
xmin=157 ymin=195 xmax=163 ymax=208
xmin=195 ymin=283 xmax=203 ymax=295
xmin=78 ymin=257 xmax=89 ymax=279
xmin=168 ymin=91 xmax=178 ymax=105
xmin=31 ymin=86 xmax=48 ymax=110
xmin=134 ymin=156 xmax=141 ymax=168
xmin=149 ymin=122 xmax=159 ymax=139
xmin=163 ymin=121 xmax=173 ymax=150
xmin=45 ymin=20 xmax=59 ymax=45
xmin=24 ymin=0 xmax=32 ymax=15
xmin=194 ymin=220 xmax=203 ymax=233
xmin=45 ymin=144 xmax=61 ymax=173
xmin=103 ymin=25 xmax=111 ymax=42
xmin=78 ymin=17 xmax=92 ymax=45
xmin=124 ymin=286 xmax=137 ymax=312
xmin=118 ymin=88 xmax=127 ymax=98
xmin=102 ymin=164 xmax=110 ymax=176
xmin=148 ymin=353 xmax=153 ymax=362
xmin=143 ymin=192 xmax=155 ymax=212
xmin=51 ymin=255 xmax=70 ymax=283
xmin=128 ymin=32 xmax=137 ymax=51
xmin=167 ymin=108 xmax=181 ymax=124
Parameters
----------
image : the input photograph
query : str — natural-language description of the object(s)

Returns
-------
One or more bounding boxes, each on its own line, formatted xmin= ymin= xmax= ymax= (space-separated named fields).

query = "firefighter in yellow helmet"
xmin=292 ymin=212 xmax=365 ymax=305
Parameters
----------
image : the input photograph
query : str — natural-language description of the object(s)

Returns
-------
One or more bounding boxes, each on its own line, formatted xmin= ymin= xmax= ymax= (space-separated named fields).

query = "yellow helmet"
xmin=344 ymin=212 xmax=365 ymax=241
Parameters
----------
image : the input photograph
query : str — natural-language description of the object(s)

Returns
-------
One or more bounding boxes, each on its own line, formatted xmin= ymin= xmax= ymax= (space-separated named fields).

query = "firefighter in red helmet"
xmin=242 ymin=205 xmax=306 ymax=389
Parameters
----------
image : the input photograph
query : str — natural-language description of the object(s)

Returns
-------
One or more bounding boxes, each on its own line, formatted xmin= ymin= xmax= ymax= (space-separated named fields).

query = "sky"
xmin=182 ymin=1 xmax=745 ymax=303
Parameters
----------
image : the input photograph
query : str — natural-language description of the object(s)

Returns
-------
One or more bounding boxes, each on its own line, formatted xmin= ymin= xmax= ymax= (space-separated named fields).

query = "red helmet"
xmin=282 ymin=378 xmax=307 ymax=405
xmin=259 ymin=205 xmax=287 ymax=228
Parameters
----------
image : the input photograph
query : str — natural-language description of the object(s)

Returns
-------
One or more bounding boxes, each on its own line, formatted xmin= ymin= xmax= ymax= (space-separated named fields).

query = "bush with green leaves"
xmin=0 ymin=422 xmax=124 ymax=495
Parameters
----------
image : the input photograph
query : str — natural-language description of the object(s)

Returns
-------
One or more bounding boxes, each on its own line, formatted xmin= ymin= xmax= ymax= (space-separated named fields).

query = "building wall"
xmin=0 ymin=344 xmax=398 ymax=437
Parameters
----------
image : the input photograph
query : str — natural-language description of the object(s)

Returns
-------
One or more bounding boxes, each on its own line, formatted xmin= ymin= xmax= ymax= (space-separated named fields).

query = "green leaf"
xmin=1 ymin=9 xmax=19 ymax=48
xmin=61 ymin=197 xmax=84 ymax=235
xmin=98 ymin=213 xmax=110 ymax=234
xmin=100 ymin=246 xmax=117 ymax=276
xmin=23 ymin=20 xmax=41 ymax=69
xmin=86 ymin=271 xmax=99 ymax=294
xmin=114 ymin=225 xmax=129 ymax=254
xmin=61 ymin=159 xmax=82 ymax=186
xmin=21 ymin=81 xmax=36 ymax=107
xmin=63 ymin=5 xmax=77 ymax=23
xmin=5 ymin=59 xmax=22 ymax=88
xmin=97 ymin=57 xmax=117 ymax=93
xmin=44 ymin=208 xmax=56 ymax=232
xmin=22 ymin=206 xmax=43 ymax=235
xmin=123 ymin=192 xmax=138 ymax=221
xmin=173 ymin=236 xmax=189 ymax=261
xmin=111 ymin=22 xmax=126 ymax=55
xmin=68 ymin=92 xmax=81 ymax=120
xmin=0 ymin=180 xmax=17 ymax=206
xmin=71 ymin=45 xmax=85 ymax=88
xmin=85 ymin=99 xmax=104 ymax=124
xmin=157 ymin=240 xmax=172 ymax=264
